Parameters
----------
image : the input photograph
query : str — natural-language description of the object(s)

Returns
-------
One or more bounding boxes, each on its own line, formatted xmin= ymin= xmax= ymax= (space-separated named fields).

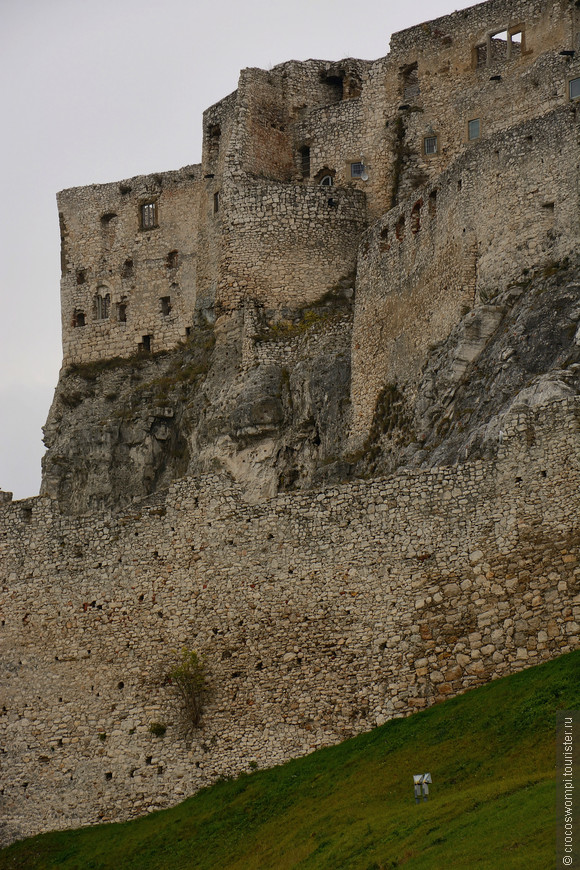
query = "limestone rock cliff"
xmin=41 ymin=261 xmax=580 ymax=514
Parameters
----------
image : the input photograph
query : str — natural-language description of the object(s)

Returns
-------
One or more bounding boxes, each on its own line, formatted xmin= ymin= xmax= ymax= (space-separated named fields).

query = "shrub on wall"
xmin=167 ymin=648 xmax=207 ymax=729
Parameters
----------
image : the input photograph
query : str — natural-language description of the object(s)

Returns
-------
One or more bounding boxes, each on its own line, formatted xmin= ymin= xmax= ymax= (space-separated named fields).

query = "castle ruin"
xmin=1 ymin=0 xmax=579 ymax=846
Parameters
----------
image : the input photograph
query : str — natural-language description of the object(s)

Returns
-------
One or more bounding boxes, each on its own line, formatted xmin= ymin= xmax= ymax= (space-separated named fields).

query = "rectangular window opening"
xmin=570 ymin=77 xmax=580 ymax=100
xmin=424 ymin=136 xmax=437 ymax=155
xmin=468 ymin=118 xmax=481 ymax=140
xmin=351 ymin=162 xmax=365 ymax=178
xmin=140 ymin=335 xmax=152 ymax=353
xmin=490 ymin=31 xmax=508 ymax=63
xmin=161 ymin=296 xmax=172 ymax=317
xmin=213 ymin=191 xmax=220 ymax=213
xmin=141 ymin=202 xmax=157 ymax=230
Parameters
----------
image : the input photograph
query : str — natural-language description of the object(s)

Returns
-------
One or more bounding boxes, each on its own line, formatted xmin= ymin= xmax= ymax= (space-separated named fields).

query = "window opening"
xmin=411 ymin=200 xmax=422 ymax=235
xmin=117 ymin=301 xmax=127 ymax=323
xmin=424 ymin=136 xmax=438 ymax=155
xmin=208 ymin=123 xmax=221 ymax=154
xmin=76 ymin=269 xmax=86 ymax=285
xmin=395 ymin=214 xmax=406 ymax=241
xmin=509 ymin=30 xmax=523 ymax=58
xmin=428 ymin=189 xmax=437 ymax=216
xmin=300 ymin=146 xmax=311 ymax=178
xmin=321 ymin=72 xmax=343 ymax=102
xmin=320 ymin=175 xmax=333 ymax=187
xmin=379 ymin=226 xmax=389 ymax=253
xmin=213 ymin=191 xmax=220 ymax=213
xmin=570 ymin=78 xmax=580 ymax=100
xmin=468 ymin=118 xmax=481 ymax=140
xmin=93 ymin=291 xmax=110 ymax=320
xmin=140 ymin=335 xmax=152 ymax=353
xmin=101 ymin=212 xmax=117 ymax=227
xmin=121 ymin=259 xmax=133 ymax=279
xmin=490 ymin=31 xmax=508 ymax=63
xmin=160 ymin=296 xmax=172 ymax=317
xmin=141 ymin=202 xmax=157 ymax=230
xmin=166 ymin=250 xmax=179 ymax=269
xmin=401 ymin=62 xmax=420 ymax=102
xmin=351 ymin=162 xmax=365 ymax=178
xmin=73 ymin=310 xmax=85 ymax=328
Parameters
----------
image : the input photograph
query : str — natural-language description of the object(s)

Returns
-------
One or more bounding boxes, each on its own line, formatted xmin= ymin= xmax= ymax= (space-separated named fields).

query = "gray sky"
xmin=0 ymin=0 xmax=474 ymax=500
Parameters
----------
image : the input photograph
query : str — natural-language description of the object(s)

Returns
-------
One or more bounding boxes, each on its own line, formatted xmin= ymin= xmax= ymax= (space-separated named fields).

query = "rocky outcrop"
xmin=42 ymin=261 xmax=580 ymax=513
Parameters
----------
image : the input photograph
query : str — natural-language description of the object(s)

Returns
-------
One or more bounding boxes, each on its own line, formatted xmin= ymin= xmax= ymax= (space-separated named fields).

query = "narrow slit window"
xmin=117 ymin=301 xmax=127 ymax=323
xmin=160 ymin=296 xmax=172 ymax=317
xmin=213 ymin=191 xmax=220 ymax=213
xmin=411 ymin=200 xmax=422 ymax=235
xmin=424 ymin=136 xmax=438 ymax=155
xmin=300 ymin=146 xmax=311 ymax=178
xmin=395 ymin=214 xmax=405 ymax=241
xmin=468 ymin=118 xmax=481 ymax=140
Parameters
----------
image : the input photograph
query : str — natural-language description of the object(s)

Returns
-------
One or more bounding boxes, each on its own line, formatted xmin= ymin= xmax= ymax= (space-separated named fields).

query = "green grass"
xmin=2 ymin=650 xmax=578 ymax=869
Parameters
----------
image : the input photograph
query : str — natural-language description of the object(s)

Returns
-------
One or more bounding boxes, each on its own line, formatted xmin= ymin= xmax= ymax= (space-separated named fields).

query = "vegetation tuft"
xmin=1 ymin=650 xmax=578 ymax=869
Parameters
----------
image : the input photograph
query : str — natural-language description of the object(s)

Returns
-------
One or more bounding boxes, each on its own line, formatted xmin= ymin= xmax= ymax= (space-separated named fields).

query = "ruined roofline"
xmin=389 ymin=0 xmax=529 ymax=47
xmin=56 ymin=163 xmax=202 ymax=200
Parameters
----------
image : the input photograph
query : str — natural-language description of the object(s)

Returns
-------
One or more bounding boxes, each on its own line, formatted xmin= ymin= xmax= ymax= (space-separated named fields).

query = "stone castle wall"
xmin=1 ymin=397 xmax=579 ymax=844
xmin=59 ymin=167 xmax=201 ymax=365
xmin=350 ymin=106 xmax=580 ymax=441
xmin=57 ymin=0 xmax=580 ymax=366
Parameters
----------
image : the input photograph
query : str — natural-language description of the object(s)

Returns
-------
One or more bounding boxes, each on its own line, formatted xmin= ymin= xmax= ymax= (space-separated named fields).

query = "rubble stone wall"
xmin=1 ymin=398 xmax=578 ymax=844
xmin=350 ymin=107 xmax=580 ymax=442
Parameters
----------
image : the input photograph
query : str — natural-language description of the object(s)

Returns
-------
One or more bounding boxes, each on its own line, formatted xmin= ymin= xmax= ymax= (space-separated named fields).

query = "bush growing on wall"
xmin=167 ymin=648 xmax=207 ymax=728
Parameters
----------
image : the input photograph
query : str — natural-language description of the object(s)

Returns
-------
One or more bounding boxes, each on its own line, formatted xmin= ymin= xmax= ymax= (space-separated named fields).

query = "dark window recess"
xmin=321 ymin=72 xmax=344 ymax=102
xmin=213 ymin=191 xmax=220 ymax=213
xmin=208 ymin=123 xmax=221 ymax=156
xmin=117 ymin=301 xmax=127 ymax=323
xmin=140 ymin=335 xmax=152 ymax=353
xmin=141 ymin=202 xmax=157 ymax=229
xmin=320 ymin=175 xmax=333 ymax=187
xmin=395 ymin=214 xmax=406 ymax=241
xmin=76 ymin=269 xmax=86 ymax=285
xmin=166 ymin=250 xmax=179 ymax=269
xmin=94 ymin=292 xmax=110 ymax=320
xmin=379 ymin=226 xmax=389 ymax=253
xmin=429 ymin=189 xmax=438 ymax=216
xmin=411 ymin=200 xmax=422 ymax=234
xmin=401 ymin=62 xmax=420 ymax=102
xmin=160 ymin=296 xmax=172 ymax=317
xmin=101 ymin=212 xmax=116 ymax=226
xmin=121 ymin=259 xmax=133 ymax=278
xmin=299 ymin=146 xmax=311 ymax=178
xmin=73 ymin=310 xmax=85 ymax=328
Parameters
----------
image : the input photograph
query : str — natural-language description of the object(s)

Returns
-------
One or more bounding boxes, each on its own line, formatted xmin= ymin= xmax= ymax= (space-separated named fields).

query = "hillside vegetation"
xmin=1 ymin=649 xmax=578 ymax=870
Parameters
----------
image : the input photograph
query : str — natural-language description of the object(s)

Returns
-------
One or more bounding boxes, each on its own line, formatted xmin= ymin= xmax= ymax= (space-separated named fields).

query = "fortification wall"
xmin=351 ymin=107 xmax=580 ymax=441
xmin=1 ymin=398 xmax=578 ymax=845
xmin=216 ymin=181 xmax=366 ymax=310
xmin=59 ymin=167 xmax=201 ymax=365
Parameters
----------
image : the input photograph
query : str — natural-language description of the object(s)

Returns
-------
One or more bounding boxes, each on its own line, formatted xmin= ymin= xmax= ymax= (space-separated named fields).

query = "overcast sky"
xmin=0 ymin=0 xmax=474 ymax=500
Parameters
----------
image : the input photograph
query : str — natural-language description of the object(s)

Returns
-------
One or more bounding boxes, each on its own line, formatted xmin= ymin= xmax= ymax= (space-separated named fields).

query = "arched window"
xmin=73 ymin=310 xmax=85 ymax=328
xmin=319 ymin=175 xmax=333 ymax=187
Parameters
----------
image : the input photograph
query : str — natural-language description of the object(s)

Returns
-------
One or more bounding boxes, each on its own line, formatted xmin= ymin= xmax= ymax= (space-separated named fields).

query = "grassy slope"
xmin=2 ymin=650 xmax=578 ymax=870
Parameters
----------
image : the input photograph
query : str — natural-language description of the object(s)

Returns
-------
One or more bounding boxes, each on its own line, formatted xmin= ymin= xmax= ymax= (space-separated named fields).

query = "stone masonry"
xmin=1 ymin=398 xmax=579 ymax=844
xmin=2 ymin=0 xmax=580 ymax=848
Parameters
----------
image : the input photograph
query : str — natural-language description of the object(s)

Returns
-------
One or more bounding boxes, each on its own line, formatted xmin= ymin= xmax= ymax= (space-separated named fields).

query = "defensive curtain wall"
xmin=3 ymin=0 xmax=580 ymax=847
xmin=1 ymin=398 xmax=579 ymax=843
xmin=350 ymin=105 xmax=580 ymax=441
